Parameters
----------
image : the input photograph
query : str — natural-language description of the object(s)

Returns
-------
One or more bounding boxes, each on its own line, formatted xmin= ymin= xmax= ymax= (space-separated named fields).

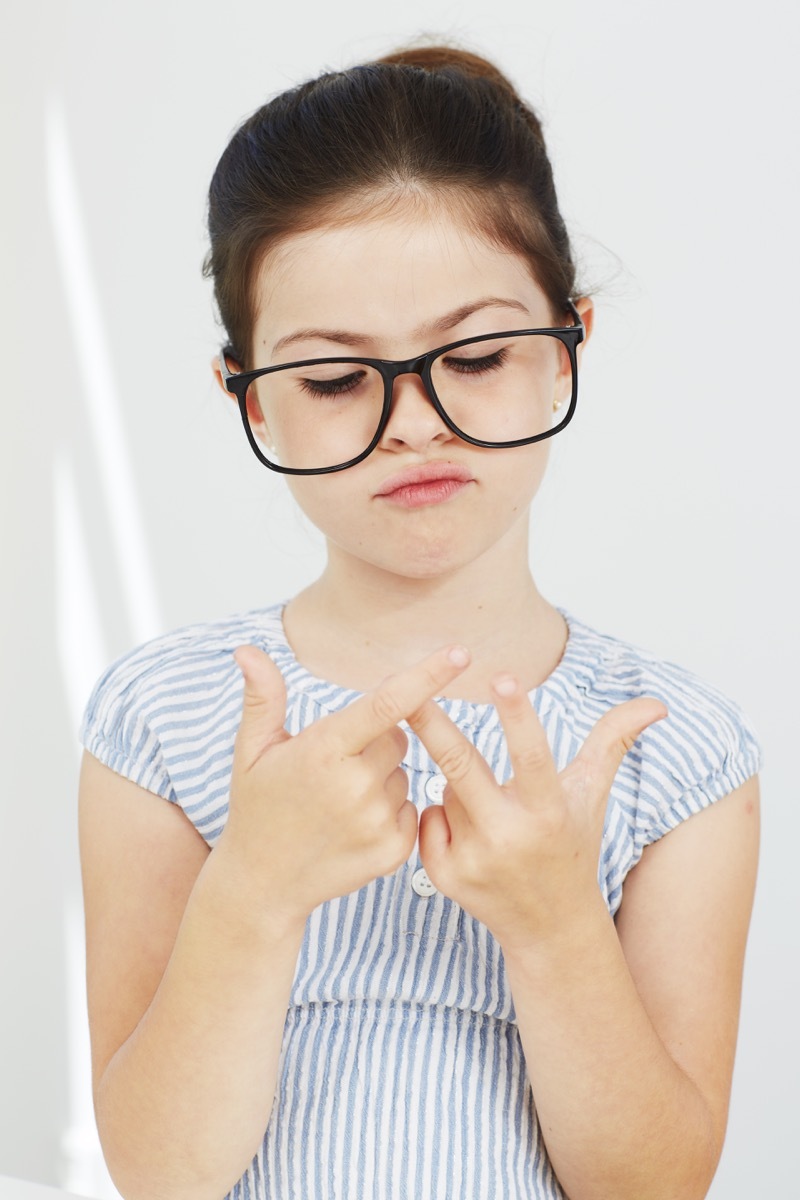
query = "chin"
xmin=369 ymin=539 xmax=486 ymax=582
xmin=327 ymin=513 xmax=519 ymax=581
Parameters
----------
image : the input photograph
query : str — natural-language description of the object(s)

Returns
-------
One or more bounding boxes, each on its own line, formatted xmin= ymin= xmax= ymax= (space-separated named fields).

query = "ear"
xmin=211 ymin=354 xmax=276 ymax=452
xmin=553 ymin=296 xmax=595 ymax=412
xmin=573 ymin=295 xmax=594 ymax=365
xmin=211 ymin=353 xmax=241 ymax=399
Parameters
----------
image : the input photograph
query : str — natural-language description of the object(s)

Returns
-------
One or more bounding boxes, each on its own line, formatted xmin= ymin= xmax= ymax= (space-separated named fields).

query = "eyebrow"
xmin=270 ymin=296 xmax=533 ymax=356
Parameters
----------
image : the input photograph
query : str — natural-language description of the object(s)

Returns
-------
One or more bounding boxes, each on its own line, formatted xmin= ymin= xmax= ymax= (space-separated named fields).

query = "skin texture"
xmin=79 ymin=197 xmax=759 ymax=1200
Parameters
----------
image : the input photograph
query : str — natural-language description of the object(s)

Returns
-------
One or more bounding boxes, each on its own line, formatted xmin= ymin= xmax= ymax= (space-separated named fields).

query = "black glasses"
xmin=219 ymin=301 xmax=584 ymax=475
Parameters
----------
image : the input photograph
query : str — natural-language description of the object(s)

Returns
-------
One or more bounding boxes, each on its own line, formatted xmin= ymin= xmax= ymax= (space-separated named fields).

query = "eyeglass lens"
xmin=243 ymin=332 xmax=574 ymax=471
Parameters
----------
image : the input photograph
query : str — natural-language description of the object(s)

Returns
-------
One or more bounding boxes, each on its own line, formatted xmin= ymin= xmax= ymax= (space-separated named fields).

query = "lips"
xmin=374 ymin=461 xmax=474 ymax=497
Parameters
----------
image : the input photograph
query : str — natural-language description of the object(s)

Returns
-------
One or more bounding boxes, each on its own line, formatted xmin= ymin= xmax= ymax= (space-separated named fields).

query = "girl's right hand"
xmin=215 ymin=642 xmax=471 ymax=926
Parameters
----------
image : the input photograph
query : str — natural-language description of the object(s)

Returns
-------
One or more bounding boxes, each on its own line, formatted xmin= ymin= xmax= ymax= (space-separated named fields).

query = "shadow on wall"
xmin=47 ymin=94 xmax=160 ymax=1199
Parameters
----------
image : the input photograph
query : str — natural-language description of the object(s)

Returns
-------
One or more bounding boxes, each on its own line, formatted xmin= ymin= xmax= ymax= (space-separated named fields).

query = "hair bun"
xmin=371 ymin=43 xmax=542 ymax=139
xmin=375 ymin=43 xmax=517 ymax=92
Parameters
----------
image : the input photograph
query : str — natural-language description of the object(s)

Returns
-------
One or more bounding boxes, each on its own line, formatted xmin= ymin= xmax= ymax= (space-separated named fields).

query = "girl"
xmin=77 ymin=44 xmax=762 ymax=1200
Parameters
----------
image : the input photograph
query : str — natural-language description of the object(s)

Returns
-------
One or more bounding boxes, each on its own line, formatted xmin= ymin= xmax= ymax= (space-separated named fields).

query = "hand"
xmin=407 ymin=674 xmax=668 ymax=952
xmin=217 ymin=642 xmax=471 ymax=925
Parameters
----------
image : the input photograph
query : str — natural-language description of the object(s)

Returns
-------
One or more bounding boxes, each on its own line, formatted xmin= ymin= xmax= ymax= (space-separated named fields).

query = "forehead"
xmin=251 ymin=207 xmax=548 ymax=353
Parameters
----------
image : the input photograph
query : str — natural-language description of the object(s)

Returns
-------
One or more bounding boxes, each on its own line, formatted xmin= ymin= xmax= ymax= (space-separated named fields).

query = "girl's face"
xmin=232 ymin=201 xmax=592 ymax=582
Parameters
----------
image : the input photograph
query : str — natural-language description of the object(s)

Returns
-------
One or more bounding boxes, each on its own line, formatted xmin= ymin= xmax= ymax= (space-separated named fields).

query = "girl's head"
xmin=205 ymin=44 xmax=593 ymax=582
xmin=204 ymin=44 xmax=583 ymax=371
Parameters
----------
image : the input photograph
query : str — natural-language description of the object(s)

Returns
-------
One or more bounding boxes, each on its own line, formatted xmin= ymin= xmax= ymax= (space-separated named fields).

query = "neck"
xmin=282 ymin=526 xmax=568 ymax=703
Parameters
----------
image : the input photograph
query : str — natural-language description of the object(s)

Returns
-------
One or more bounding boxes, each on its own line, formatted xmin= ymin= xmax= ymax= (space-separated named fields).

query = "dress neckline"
xmin=256 ymin=601 xmax=600 ymax=725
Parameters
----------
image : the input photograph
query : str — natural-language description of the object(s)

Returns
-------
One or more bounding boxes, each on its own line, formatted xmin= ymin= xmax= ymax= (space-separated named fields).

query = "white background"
xmin=2 ymin=0 xmax=797 ymax=1195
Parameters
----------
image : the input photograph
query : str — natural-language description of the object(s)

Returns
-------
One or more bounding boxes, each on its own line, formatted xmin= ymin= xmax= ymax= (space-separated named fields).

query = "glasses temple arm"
xmin=565 ymin=299 xmax=585 ymax=339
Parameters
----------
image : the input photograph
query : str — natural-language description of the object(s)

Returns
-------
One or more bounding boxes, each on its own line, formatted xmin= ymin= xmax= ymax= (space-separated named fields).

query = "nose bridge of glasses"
xmin=382 ymin=353 xmax=436 ymax=407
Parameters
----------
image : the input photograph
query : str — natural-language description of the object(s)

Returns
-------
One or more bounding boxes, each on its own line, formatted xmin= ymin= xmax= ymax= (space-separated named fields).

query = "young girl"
xmin=77 ymin=44 xmax=762 ymax=1200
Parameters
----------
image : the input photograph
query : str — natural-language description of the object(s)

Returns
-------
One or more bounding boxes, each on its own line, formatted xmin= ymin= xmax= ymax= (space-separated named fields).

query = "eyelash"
xmin=442 ymin=348 xmax=507 ymax=375
xmin=298 ymin=371 xmax=367 ymax=398
xmin=296 ymin=348 xmax=509 ymax=398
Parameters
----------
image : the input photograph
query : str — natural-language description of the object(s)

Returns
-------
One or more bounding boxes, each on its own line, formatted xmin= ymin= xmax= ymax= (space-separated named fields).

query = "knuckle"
xmin=420 ymin=663 xmax=445 ymax=696
xmin=513 ymin=742 xmax=551 ymax=774
xmin=389 ymin=765 xmax=409 ymax=794
xmin=406 ymin=700 xmax=433 ymax=732
xmin=570 ymin=757 xmax=594 ymax=795
xmin=385 ymin=841 xmax=409 ymax=875
xmin=310 ymin=733 xmax=345 ymax=772
xmin=391 ymin=725 xmax=409 ymax=758
xmin=436 ymin=742 xmax=474 ymax=783
xmin=618 ymin=731 xmax=638 ymax=755
xmin=351 ymin=757 xmax=376 ymax=799
xmin=605 ymin=709 xmax=640 ymax=751
xmin=457 ymin=842 xmax=483 ymax=885
xmin=364 ymin=804 xmax=389 ymax=844
xmin=369 ymin=688 xmax=403 ymax=729
xmin=538 ymin=799 xmax=567 ymax=833
xmin=346 ymin=796 xmax=380 ymax=846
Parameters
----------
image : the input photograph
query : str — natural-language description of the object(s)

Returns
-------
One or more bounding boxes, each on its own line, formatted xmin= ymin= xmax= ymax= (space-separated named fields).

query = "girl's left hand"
xmin=407 ymin=675 xmax=669 ymax=952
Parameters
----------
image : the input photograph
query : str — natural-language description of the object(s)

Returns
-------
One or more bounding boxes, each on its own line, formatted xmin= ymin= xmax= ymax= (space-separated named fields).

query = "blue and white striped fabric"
xmin=79 ymin=602 xmax=762 ymax=1199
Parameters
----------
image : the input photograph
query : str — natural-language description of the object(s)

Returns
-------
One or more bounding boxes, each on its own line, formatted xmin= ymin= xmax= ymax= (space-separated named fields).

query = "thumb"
xmin=233 ymin=645 xmax=291 ymax=767
xmin=417 ymin=804 xmax=451 ymax=890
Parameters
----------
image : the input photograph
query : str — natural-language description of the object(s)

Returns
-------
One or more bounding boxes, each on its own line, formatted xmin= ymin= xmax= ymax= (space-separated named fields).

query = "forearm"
xmin=501 ymin=893 xmax=718 ymax=1200
xmin=96 ymin=836 xmax=308 ymax=1200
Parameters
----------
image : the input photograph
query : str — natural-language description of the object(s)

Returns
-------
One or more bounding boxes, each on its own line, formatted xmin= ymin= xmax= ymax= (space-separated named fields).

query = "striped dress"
xmin=79 ymin=602 xmax=762 ymax=1199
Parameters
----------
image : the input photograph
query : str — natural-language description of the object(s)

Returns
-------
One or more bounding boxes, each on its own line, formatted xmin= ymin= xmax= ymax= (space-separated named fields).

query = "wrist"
xmin=205 ymin=830 xmax=311 ymax=941
xmin=497 ymin=884 xmax=613 ymax=971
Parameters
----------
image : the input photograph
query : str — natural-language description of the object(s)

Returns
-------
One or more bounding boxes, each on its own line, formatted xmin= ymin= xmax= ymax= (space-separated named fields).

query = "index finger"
xmin=327 ymin=644 xmax=471 ymax=754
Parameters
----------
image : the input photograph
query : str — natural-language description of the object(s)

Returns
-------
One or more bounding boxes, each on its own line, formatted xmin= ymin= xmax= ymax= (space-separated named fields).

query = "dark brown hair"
xmin=203 ymin=43 xmax=580 ymax=369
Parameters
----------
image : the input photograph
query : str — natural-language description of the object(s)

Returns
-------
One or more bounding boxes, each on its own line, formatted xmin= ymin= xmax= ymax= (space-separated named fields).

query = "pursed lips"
xmin=374 ymin=461 xmax=475 ymax=497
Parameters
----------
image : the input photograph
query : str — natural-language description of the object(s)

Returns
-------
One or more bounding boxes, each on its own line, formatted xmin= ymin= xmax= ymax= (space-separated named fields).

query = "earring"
xmin=553 ymin=398 xmax=563 ymax=412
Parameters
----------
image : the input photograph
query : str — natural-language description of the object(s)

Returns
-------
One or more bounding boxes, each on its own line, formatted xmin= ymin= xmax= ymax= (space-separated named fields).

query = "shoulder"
xmin=80 ymin=602 xmax=287 ymax=728
xmin=562 ymin=610 xmax=762 ymax=858
xmin=78 ymin=602 xmax=287 ymax=802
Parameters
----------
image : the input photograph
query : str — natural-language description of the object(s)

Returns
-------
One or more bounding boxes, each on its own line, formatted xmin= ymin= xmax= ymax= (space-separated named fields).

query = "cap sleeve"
xmin=635 ymin=672 xmax=763 ymax=847
xmin=78 ymin=644 xmax=177 ymax=803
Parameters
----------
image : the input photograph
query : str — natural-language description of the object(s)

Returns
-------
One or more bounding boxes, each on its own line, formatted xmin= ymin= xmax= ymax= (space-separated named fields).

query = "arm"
xmin=502 ymin=774 xmax=760 ymax=1200
xmin=79 ymin=752 xmax=308 ymax=1200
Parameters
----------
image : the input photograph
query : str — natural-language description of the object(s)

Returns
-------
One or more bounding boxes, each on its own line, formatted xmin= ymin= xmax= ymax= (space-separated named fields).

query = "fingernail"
xmin=493 ymin=674 xmax=517 ymax=697
xmin=447 ymin=645 xmax=470 ymax=667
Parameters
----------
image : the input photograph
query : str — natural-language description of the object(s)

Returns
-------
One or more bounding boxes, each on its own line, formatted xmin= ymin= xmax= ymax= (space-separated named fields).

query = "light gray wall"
xmin=2 ymin=0 xmax=797 ymax=1194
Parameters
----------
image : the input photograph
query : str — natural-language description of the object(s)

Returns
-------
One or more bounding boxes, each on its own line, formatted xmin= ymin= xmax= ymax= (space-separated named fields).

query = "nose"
xmin=379 ymin=370 xmax=455 ymax=453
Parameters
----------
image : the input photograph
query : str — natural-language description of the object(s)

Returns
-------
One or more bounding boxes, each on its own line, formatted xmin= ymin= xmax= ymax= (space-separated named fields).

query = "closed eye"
xmin=297 ymin=370 xmax=368 ymax=398
xmin=441 ymin=348 xmax=508 ymax=375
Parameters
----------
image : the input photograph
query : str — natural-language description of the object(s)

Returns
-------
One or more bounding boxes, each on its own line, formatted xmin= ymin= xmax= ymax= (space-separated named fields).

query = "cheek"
xmin=284 ymin=476 xmax=360 ymax=535
xmin=245 ymin=390 xmax=273 ymax=449
xmin=482 ymin=444 xmax=551 ymax=510
xmin=556 ymin=342 xmax=576 ymax=408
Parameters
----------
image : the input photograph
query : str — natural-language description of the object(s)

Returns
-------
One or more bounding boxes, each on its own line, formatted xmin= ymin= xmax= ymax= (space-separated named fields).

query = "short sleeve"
xmin=634 ymin=676 xmax=763 ymax=849
xmin=78 ymin=647 xmax=178 ymax=803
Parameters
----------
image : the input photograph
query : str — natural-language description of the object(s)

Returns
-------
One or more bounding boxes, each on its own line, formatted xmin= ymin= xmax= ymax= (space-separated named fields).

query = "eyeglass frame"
xmin=218 ymin=299 xmax=585 ymax=476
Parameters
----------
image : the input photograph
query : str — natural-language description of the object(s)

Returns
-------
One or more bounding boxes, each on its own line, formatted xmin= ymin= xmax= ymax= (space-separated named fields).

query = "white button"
xmin=411 ymin=867 xmax=437 ymax=897
xmin=425 ymin=774 xmax=446 ymax=803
